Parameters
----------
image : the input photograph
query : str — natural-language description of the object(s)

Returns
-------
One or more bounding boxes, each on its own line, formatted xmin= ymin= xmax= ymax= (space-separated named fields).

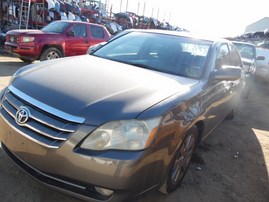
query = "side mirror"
xmin=211 ymin=65 xmax=242 ymax=81
xmin=66 ymin=31 xmax=75 ymax=37
xmin=256 ymin=56 xmax=265 ymax=61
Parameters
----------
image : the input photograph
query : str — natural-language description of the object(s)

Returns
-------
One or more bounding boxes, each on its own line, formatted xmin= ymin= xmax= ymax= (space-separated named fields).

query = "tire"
xmin=19 ymin=57 xmax=34 ymax=63
xmin=165 ymin=125 xmax=198 ymax=193
xmin=40 ymin=47 xmax=62 ymax=61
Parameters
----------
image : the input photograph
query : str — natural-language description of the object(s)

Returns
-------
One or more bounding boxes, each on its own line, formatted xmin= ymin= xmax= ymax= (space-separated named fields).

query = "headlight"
xmin=0 ymin=87 xmax=7 ymax=105
xmin=80 ymin=117 xmax=161 ymax=151
xmin=21 ymin=36 xmax=35 ymax=43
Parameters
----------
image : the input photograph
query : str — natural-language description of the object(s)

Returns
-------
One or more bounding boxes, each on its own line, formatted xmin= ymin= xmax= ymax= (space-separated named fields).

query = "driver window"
xmin=215 ymin=44 xmax=231 ymax=69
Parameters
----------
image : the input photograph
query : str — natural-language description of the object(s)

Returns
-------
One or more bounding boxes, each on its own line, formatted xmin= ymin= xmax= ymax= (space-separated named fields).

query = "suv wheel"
xmin=40 ymin=47 xmax=62 ymax=61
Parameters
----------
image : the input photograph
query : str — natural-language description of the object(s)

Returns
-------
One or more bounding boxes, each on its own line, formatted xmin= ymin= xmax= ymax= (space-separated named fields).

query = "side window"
xmin=229 ymin=44 xmax=243 ymax=67
xmin=90 ymin=25 xmax=105 ymax=39
xmin=71 ymin=24 xmax=87 ymax=37
xmin=215 ymin=44 xmax=231 ymax=69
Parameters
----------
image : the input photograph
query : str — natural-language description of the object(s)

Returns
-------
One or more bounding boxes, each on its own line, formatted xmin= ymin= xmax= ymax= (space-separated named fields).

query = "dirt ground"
xmin=0 ymin=52 xmax=268 ymax=202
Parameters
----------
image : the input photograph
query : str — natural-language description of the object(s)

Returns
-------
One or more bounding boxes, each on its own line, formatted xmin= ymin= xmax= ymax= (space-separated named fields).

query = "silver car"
xmin=256 ymin=48 xmax=269 ymax=81
xmin=0 ymin=29 xmax=243 ymax=201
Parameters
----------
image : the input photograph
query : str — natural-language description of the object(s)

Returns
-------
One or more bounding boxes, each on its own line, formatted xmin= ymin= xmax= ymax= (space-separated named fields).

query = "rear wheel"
xmin=40 ymin=47 xmax=62 ymax=61
xmin=165 ymin=125 xmax=198 ymax=193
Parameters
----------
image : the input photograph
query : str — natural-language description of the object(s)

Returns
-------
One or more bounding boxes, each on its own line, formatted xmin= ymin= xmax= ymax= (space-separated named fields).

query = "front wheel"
xmin=40 ymin=47 xmax=62 ymax=61
xmin=165 ymin=125 xmax=198 ymax=193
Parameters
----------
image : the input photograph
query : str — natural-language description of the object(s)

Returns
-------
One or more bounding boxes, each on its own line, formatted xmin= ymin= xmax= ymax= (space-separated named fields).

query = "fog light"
xmin=95 ymin=186 xmax=114 ymax=196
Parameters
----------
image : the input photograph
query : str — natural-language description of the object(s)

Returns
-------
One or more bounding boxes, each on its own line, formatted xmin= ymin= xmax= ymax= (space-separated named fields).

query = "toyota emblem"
xmin=15 ymin=107 xmax=30 ymax=125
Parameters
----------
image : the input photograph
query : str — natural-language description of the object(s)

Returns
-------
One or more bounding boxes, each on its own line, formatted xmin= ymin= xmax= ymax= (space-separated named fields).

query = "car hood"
xmin=7 ymin=29 xmax=58 ymax=36
xmin=11 ymin=55 xmax=198 ymax=125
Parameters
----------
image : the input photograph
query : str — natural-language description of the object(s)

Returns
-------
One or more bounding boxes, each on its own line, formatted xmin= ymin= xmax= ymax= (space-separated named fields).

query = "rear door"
xmin=65 ymin=23 xmax=89 ymax=56
xmin=88 ymin=24 xmax=108 ymax=47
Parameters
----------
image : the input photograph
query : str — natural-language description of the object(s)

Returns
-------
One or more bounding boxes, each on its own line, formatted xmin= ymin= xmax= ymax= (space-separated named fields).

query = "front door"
xmin=65 ymin=24 xmax=89 ymax=56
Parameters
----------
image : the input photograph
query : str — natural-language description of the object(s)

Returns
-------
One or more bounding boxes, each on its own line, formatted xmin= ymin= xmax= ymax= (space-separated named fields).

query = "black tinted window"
xmin=230 ymin=44 xmax=243 ymax=67
xmin=71 ymin=24 xmax=87 ymax=37
xmin=42 ymin=21 xmax=70 ymax=33
xmin=90 ymin=25 xmax=105 ymax=38
xmin=93 ymin=32 xmax=211 ymax=79
xmin=216 ymin=44 xmax=231 ymax=69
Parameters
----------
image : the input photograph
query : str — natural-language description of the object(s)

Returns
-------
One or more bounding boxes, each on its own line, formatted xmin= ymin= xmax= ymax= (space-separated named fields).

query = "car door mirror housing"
xmin=211 ymin=65 xmax=242 ymax=81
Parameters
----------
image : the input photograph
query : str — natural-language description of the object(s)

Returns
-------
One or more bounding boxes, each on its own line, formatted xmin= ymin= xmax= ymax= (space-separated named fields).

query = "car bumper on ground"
xmin=0 ymin=113 xmax=167 ymax=201
xmin=4 ymin=42 xmax=39 ymax=60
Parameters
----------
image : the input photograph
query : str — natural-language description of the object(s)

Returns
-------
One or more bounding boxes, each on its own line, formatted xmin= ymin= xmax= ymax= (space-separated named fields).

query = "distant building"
xmin=245 ymin=17 xmax=269 ymax=33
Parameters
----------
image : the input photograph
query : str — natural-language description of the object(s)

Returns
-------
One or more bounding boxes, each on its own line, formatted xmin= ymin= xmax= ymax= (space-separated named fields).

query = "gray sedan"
xmin=0 ymin=29 xmax=243 ymax=201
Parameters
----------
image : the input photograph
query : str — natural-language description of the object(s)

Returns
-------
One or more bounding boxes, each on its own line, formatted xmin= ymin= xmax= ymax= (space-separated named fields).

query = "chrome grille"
xmin=0 ymin=86 xmax=85 ymax=148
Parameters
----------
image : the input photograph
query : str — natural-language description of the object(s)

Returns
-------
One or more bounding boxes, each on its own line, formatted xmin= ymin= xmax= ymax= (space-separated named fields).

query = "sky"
xmin=104 ymin=0 xmax=269 ymax=38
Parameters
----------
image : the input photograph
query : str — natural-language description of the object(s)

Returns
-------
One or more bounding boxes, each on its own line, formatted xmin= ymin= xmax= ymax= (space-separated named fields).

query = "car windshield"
xmin=233 ymin=43 xmax=256 ymax=60
xmin=93 ymin=32 xmax=211 ymax=79
xmin=42 ymin=21 xmax=70 ymax=33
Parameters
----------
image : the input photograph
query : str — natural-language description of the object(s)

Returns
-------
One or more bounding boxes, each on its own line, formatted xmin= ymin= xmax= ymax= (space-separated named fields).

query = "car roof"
xmin=53 ymin=20 xmax=105 ymax=27
xmin=120 ymin=29 xmax=228 ymax=43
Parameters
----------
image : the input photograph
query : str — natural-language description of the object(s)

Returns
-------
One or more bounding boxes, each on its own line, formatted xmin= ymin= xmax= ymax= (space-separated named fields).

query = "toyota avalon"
xmin=0 ymin=29 xmax=243 ymax=201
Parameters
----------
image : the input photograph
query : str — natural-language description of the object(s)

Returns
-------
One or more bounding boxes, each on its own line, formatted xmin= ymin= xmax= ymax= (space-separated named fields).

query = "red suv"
xmin=4 ymin=20 xmax=111 ymax=62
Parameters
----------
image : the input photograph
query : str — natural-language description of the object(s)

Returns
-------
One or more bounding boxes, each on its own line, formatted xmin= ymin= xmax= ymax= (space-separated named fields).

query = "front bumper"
xmin=0 ymin=113 xmax=166 ymax=201
xmin=5 ymin=42 xmax=39 ymax=60
xmin=1 ymin=142 xmax=113 ymax=201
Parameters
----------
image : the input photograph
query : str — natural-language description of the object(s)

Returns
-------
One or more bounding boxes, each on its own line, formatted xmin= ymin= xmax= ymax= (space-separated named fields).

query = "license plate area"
xmin=5 ymin=45 xmax=13 ymax=53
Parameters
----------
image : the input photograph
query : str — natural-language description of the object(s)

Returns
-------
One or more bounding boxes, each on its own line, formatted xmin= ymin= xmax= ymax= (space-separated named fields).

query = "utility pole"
xmin=140 ymin=1 xmax=146 ymax=28
xmin=126 ymin=0 xmax=129 ymax=12
xmin=137 ymin=2 xmax=140 ymax=15
xmin=142 ymin=1 xmax=146 ymax=16
xmin=105 ymin=0 xmax=109 ymax=13
xmin=120 ymin=0 xmax=122 ymax=12
xmin=99 ymin=0 xmax=102 ymax=22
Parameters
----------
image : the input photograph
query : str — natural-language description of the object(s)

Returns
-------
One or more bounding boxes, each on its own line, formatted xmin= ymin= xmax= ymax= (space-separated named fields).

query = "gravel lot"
xmin=0 ymin=52 xmax=268 ymax=202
